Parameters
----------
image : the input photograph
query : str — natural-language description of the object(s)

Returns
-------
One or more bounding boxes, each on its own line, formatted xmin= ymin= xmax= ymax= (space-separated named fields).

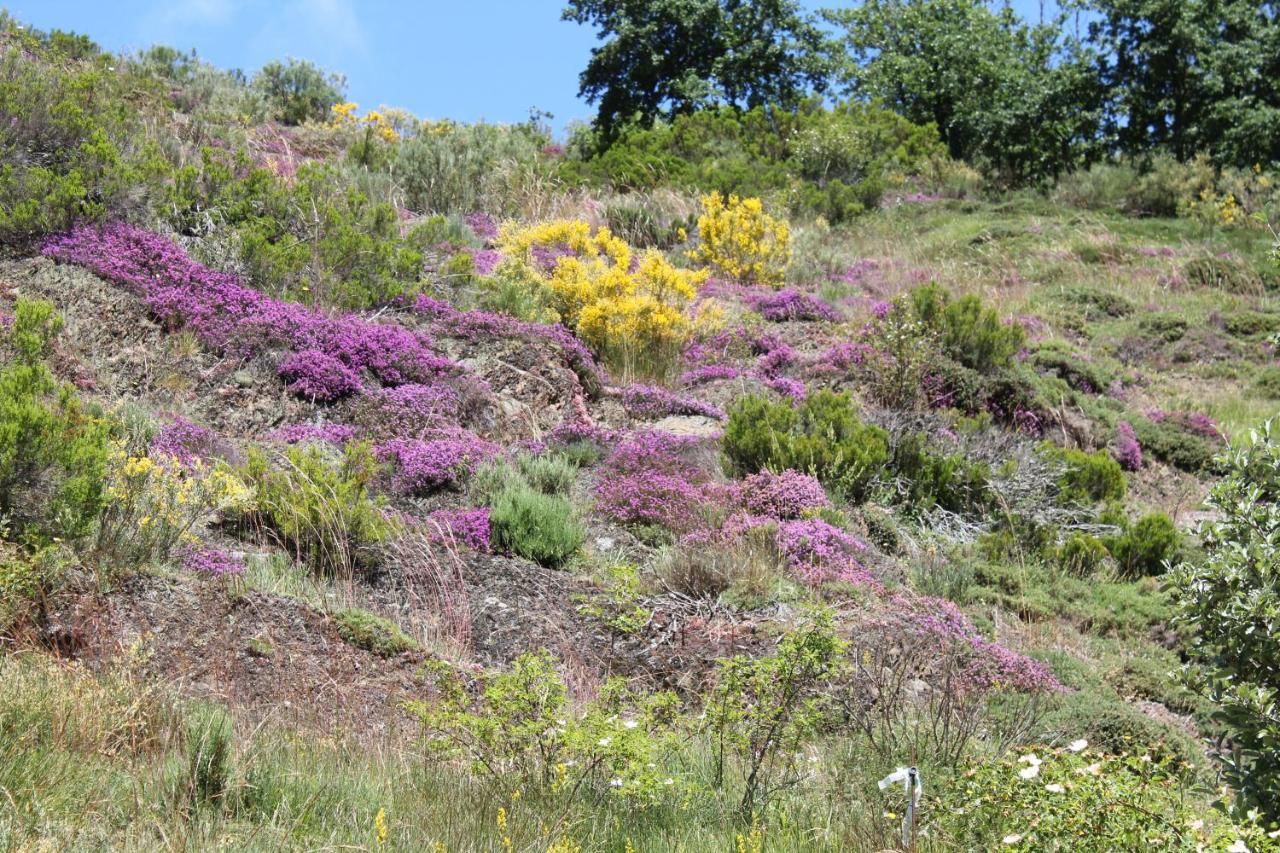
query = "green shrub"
xmin=1183 ymin=254 xmax=1263 ymax=294
xmin=332 ymin=608 xmax=418 ymax=657
xmin=722 ymin=390 xmax=889 ymax=503
xmin=251 ymin=58 xmax=344 ymax=125
xmin=888 ymin=432 xmax=992 ymax=515
xmin=1057 ymin=533 xmax=1109 ymax=577
xmin=1037 ymin=690 xmax=1201 ymax=769
xmin=0 ymin=299 xmax=110 ymax=543
xmin=1051 ymin=446 xmax=1126 ymax=504
xmin=1137 ymin=313 xmax=1189 ymax=343
xmin=1169 ymin=420 xmax=1280 ymax=818
xmin=1253 ymin=366 xmax=1280 ymax=399
xmin=0 ymin=542 xmax=67 ymax=635
xmin=488 ymin=483 xmax=583 ymax=567
xmin=242 ymin=442 xmax=393 ymax=576
xmin=1054 ymin=286 xmax=1134 ymax=320
xmin=1131 ymin=417 xmax=1217 ymax=473
xmin=514 ymin=452 xmax=578 ymax=496
xmin=1026 ymin=342 xmax=1114 ymax=394
xmin=1224 ymin=310 xmax=1280 ymax=338
xmin=1107 ymin=512 xmax=1179 ymax=577
xmin=909 ymin=283 xmax=1026 ymax=373
xmin=395 ymin=121 xmax=549 ymax=216
xmin=179 ymin=704 xmax=234 ymax=810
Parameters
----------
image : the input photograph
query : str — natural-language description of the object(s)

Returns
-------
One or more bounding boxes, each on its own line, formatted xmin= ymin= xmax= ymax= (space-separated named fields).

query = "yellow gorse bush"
xmin=499 ymin=219 xmax=708 ymax=380
xmin=691 ymin=193 xmax=790 ymax=286
xmin=331 ymin=101 xmax=398 ymax=142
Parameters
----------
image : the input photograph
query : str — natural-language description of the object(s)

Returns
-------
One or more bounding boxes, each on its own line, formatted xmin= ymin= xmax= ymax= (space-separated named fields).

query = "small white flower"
xmin=663 ymin=777 xmax=675 ymax=786
xmin=623 ymin=720 xmax=639 ymax=730
xmin=1002 ymin=834 xmax=1022 ymax=844
xmin=1077 ymin=762 xmax=1103 ymax=776
xmin=1045 ymin=783 xmax=1065 ymax=793
xmin=1018 ymin=753 xmax=1042 ymax=767
xmin=1227 ymin=840 xmax=1249 ymax=853
xmin=1189 ymin=820 xmax=1204 ymax=831
xmin=597 ymin=737 xmax=611 ymax=747
xmin=610 ymin=778 xmax=624 ymax=788
xmin=1018 ymin=765 xmax=1040 ymax=780
xmin=1067 ymin=739 xmax=1088 ymax=753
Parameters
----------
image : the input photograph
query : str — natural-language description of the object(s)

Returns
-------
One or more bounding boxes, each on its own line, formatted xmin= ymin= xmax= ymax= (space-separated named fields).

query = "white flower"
xmin=1018 ymin=765 xmax=1040 ymax=780
xmin=597 ymin=737 xmax=611 ymax=747
xmin=1045 ymin=783 xmax=1065 ymax=793
xmin=1002 ymin=834 xmax=1023 ymax=845
xmin=663 ymin=777 xmax=675 ymax=786
xmin=1077 ymin=762 xmax=1103 ymax=776
xmin=1189 ymin=820 xmax=1204 ymax=831
xmin=1067 ymin=739 xmax=1088 ymax=753
xmin=1018 ymin=753 xmax=1042 ymax=766
xmin=610 ymin=778 xmax=624 ymax=788
xmin=623 ymin=720 xmax=639 ymax=730
xmin=1227 ymin=840 xmax=1249 ymax=853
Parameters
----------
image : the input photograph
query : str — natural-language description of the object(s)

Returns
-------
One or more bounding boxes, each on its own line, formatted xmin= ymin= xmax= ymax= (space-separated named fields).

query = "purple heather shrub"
xmin=763 ymin=375 xmax=806 ymax=400
xmin=1148 ymin=409 xmax=1222 ymax=440
xmin=424 ymin=507 xmax=491 ymax=551
xmin=269 ymin=423 xmax=358 ymax=445
xmin=707 ymin=512 xmax=879 ymax=589
xmin=594 ymin=470 xmax=727 ymax=533
xmin=775 ymin=518 xmax=867 ymax=572
xmin=620 ymin=383 xmax=725 ymax=421
xmin=757 ymin=341 xmax=797 ymax=378
xmin=181 ymin=545 xmax=245 ymax=577
xmin=810 ymin=341 xmax=875 ymax=377
xmin=362 ymin=382 xmax=461 ymax=435
xmin=464 ymin=212 xmax=499 ymax=243
xmin=829 ymin=259 xmax=881 ymax=288
xmin=679 ymin=363 xmax=742 ymax=386
xmin=150 ymin=416 xmax=218 ymax=466
xmin=376 ymin=433 xmax=498 ymax=495
xmin=1111 ymin=420 xmax=1143 ymax=471
xmin=871 ymin=300 xmax=892 ymax=319
xmin=747 ymin=288 xmax=840 ymax=323
xmin=277 ymin=350 xmax=363 ymax=402
xmin=739 ymin=470 xmax=830 ymax=519
xmin=41 ymin=223 xmax=457 ymax=388
xmin=471 ymin=248 xmax=503 ymax=276
xmin=530 ymin=243 xmax=576 ymax=275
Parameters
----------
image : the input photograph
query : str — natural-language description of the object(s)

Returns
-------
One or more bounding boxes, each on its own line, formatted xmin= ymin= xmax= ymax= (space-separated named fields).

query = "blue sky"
xmin=12 ymin=1 xmax=1063 ymax=133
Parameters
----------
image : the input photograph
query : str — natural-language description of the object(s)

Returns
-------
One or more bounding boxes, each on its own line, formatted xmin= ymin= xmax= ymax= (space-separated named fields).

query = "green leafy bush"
xmin=1057 ymin=532 xmax=1109 ymax=577
xmin=722 ymin=390 xmax=889 ymax=503
xmin=1131 ymin=417 xmax=1218 ymax=474
xmin=242 ymin=442 xmax=392 ymax=576
xmin=1253 ymin=366 xmax=1280 ymax=399
xmin=0 ymin=299 xmax=110 ymax=543
xmin=332 ymin=608 xmax=419 ymax=657
xmin=1169 ymin=420 xmax=1280 ymax=818
xmin=1051 ymin=446 xmax=1126 ymax=505
xmin=910 ymin=283 xmax=1027 ymax=373
xmin=1107 ymin=512 xmax=1179 ymax=578
xmin=888 ymin=432 xmax=992 ymax=515
xmin=489 ymin=484 xmax=582 ymax=568
xmin=251 ymin=58 xmax=344 ymax=125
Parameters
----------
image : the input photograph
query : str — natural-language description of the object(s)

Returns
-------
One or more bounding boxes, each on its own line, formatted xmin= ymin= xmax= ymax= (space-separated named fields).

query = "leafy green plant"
xmin=704 ymin=610 xmax=846 ymax=820
xmin=1050 ymin=446 xmax=1127 ymax=505
xmin=241 ymin=442 xmax=393 ymax=576
xmin=723 ymin=390 xmax=889 ymax=503
xmin=488 ymin=483 xmax=583 ymax=568
xmin=1057 ymin=532 xmax=1109 ymax=577
xmin=1169 ymin=420 xmax=1280 ymax=819
xmin=910 ymin=283 xmax=1027 ymax=373
xmin=251 ymin=58 xmax=344 ymax=125
xmin=1107 ymin=512 xmax=1179 ymax=577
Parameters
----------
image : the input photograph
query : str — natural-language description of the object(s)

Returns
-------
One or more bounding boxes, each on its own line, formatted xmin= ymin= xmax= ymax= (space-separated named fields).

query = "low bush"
xmin=722 ymin=390 xmax=889 ymax=503
xmin=1057 ymin=532 xmax=1110 ymax=577
xmin=1183 ymin=254 xmax=1263 ymax=294
xmin=887 ymin=432 xmax=993 ymax=515
xmin=1051 ymin=446 xmax=1127 ymax=504
xmin=488 ymin=483 xmax=583 ymax=568
xmin=1107 ymin=512 xmax=1179 ymax=577
xmin=910 ymin=283 xmax=1026 ymax=373
xmin=241 ymin=442 xmax=393 ymax=576
xmin=1130 ymin=416 xmax=1219 ymax=473
xmin=332 ymin=608 xmax=419 ymax=656
xmin=1253 ymin=365 xmax=1280 ymax=399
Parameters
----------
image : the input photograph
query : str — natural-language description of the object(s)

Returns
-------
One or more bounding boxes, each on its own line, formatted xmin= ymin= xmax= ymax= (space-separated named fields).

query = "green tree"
xmin=251 ymin=57 xmax=345 ymax=125
xmin=823 ymin=0 xmax=1104 ymax=183
xmin=1168 ymin=419 xmax=1280 ymax=819
xmin=563 ymin=0 xmax=831 ymax=139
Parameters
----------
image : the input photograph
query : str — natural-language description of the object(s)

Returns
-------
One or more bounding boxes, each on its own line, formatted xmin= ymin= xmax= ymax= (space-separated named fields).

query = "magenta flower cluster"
xmin=747 ymin=288 xmax=840 ymax=323
xmin=679 ymin=363 xmax=742 ymax=386
xmin=1111 ymin=420 xmax=1143 ymax=471
xmin=150 ymin=416 xmax=219 ymax=466
xmin=362 ymin=382 xmax=461 ymax=436
xmin=181 ymin=545 xmax=245 ymax=577
xmin=42 ymin=223 xmax=457 ymax=388
xmin=464 ymin=212 xmax=499 ymax=243
xmin=620 ymin=383 xmax=725 ymax=421
xmin=425 ymin=507 xmax=491 ymax=551
xmin=1147 ymin=409 xmax=1222 ymax=440
xmin=376 ymin=432 xmax=498 ymax=495
xmin=738 ymin=470 xmax=830 ymax=519
xmin=270 ymin=422 xmax=358 ymax=445
xmin=593 ymin=431 xmax=727 ymax=533
xmin=277 ymin=350 xmax=363 ymax=402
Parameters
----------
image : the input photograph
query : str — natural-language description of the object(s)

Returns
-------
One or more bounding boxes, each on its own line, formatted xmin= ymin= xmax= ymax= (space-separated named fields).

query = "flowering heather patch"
xmin=412 ymin=294 xmax=601 ymax=388
xmin=42 ymin=223 xmax=457 ymax=387
xmin=464 ymin=212 xmax=499 ymax=243
xmin=679 ymin=363 xmax=742 ymax=386
xmin=181 ymin=545 xmax=245 ymax=577
xmin=150 ymin=416 xmax=218 ymax=466
xmin=424 ymin=507 xmax=491 ymax=551
xmin=763 ymin=375 xmax=806 ymax=400
xmin=361 ymin=382 xmax=461 ymax=435
xmin=746 ymin=288 xmax=840 ymax=323
xmin=594 ymin=430 xmax=727 ymax=532
xmin=269 ymin=423 xmax=358 ymax=445
xmin=376 ymin=433 xmax=498 ymax=494
xmin=810 ymin=341 xmax=875 ymax=377
xmin=278 ymin=350 xmax=363 ymax=402
xmin=620 ymin=383 xmax=725 ymax=421
xmin=1112 ymin=420 xmax=1143 ymax=471
xmin=776 ymin=518 xmax=868 ymax=572
xmin=739 ymin=470 xmax=829 ymax=519
xmin=756 ymin=340 xmax=796 ymax=378
xmin=1147 ymin=409 xmax=1222 ymax=440
xmin=889 ymin=594 xmax=1063 ymax=694
xmin=471 ymin=248 xmax=502 ymax=276
xmin=829 ymin=259 xmax=881 ymax=288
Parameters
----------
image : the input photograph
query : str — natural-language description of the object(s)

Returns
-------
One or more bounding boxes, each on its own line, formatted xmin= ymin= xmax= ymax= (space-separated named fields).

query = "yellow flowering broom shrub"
xmin=690 ymin=193 xmax=790 ymax=286
xmin=499 ymin=220 xmax=708 ymax=380
xmin=91 ymin=447 xmax=253 ymax=573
